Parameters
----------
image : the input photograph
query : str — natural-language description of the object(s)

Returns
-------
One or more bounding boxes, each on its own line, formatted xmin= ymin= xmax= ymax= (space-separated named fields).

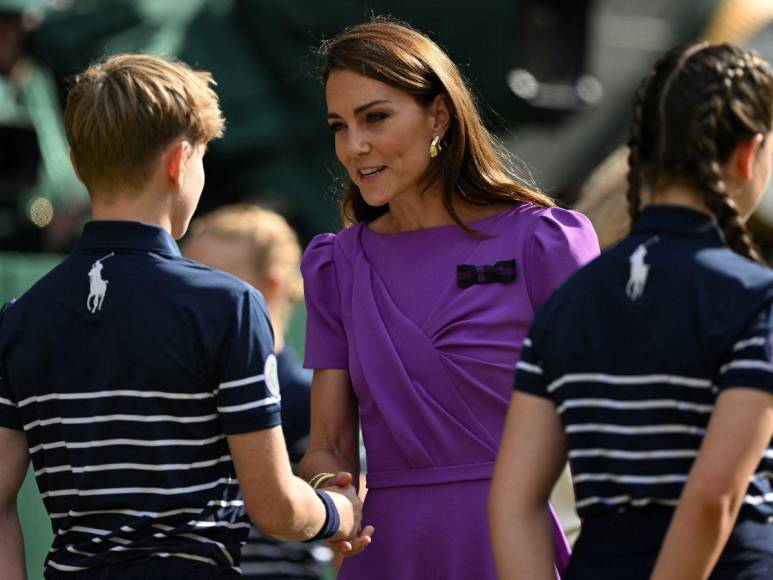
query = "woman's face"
xmin=326 ymin=69 xmax=446 ymax=208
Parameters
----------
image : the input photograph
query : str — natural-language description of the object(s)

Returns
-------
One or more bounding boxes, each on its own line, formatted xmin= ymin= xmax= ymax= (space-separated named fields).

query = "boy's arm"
xmin=651 ymin=387 xmax=773 ymax=580
xmin=0 ymin=425 xmax=29 ymax=580
xmin=227 ymin=425 xmax=362 ymax=542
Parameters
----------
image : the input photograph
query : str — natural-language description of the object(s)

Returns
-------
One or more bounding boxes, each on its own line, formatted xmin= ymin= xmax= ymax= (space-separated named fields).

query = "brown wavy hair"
xmin=627 ymin=42 xmax=773 ymax=262
xmin=321 ymin=18 xmax=554 ymax=228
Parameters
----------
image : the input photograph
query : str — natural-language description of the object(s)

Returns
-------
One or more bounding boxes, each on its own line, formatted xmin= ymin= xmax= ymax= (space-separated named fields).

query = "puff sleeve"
xmin=301 ymin=234 xmax=349 ymax=369
xmin=526 ymin=207 xmax=600 ymax=310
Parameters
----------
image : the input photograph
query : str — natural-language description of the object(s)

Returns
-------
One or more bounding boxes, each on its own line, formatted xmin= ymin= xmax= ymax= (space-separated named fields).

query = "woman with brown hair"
xmin=299 ymin=19 xmax=599 ymax=579
xmin=490 ymin=42 xmax=773 ymax=579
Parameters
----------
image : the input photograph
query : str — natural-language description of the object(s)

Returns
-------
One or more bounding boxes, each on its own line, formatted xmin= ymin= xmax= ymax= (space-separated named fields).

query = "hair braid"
xmin=626 ymin=77 xmax=650 ymax=225
xmin=691 ymin=63 xmax=764 ymax=262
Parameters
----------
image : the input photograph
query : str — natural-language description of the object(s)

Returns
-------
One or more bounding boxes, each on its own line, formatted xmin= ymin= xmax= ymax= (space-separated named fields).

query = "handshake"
xmin=312 ymin=471 xmax=374 ymax=557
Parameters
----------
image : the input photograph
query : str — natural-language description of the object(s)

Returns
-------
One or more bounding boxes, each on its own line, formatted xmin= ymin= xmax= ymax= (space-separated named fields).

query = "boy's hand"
xmin=319 ymin=472 xmax=374 ymax=555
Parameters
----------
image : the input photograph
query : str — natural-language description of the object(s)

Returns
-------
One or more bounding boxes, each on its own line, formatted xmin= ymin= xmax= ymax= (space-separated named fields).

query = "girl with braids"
xmin=299 ymin=19 xmax=599 ymax=580
xmin=490 ymin=42 xmax=773 ymax=580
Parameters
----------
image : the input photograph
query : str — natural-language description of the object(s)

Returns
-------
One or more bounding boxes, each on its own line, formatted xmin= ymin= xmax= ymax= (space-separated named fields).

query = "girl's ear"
xmin=728 ymin=133 xmax=765 ymax=182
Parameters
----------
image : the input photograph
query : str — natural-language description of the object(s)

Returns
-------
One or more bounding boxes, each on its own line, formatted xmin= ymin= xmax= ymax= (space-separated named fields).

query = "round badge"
xmin=264 ymin=354 xmax=280 ymax=398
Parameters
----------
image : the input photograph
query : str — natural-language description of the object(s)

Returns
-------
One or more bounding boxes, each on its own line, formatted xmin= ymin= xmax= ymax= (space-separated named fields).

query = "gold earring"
xmin=429 ymin=135 xmax=443 ymax=159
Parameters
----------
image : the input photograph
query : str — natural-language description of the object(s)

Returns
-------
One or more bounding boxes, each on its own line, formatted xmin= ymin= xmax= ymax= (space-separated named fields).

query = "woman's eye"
xmin=327 ymin=122 xmax=345 ymax=133
xmin=366 ymin=112 xmax=388 ymax=123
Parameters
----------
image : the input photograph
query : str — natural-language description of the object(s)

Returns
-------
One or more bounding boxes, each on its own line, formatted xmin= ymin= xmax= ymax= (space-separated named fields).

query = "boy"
xmin=0 ymin=54 xmax=364 ymax=579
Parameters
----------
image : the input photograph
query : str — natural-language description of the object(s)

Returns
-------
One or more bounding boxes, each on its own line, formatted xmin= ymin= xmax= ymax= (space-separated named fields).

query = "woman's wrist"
xmin=308 ymin=472 xmax=336 ymax=489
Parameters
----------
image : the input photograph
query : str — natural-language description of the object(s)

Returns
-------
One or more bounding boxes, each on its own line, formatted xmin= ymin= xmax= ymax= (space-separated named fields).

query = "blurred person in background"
xmin=183 ymin=203 xmax=332 ymax=580
xmin=299 ymin=18 xmax=599 ymax=580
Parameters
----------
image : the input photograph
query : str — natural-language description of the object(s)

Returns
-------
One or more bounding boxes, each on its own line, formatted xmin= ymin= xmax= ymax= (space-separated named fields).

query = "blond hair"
xmin=64 ymin=54 xmax=225 ymax=193
xmin=186 ymin=204 xmax=303 ymax=303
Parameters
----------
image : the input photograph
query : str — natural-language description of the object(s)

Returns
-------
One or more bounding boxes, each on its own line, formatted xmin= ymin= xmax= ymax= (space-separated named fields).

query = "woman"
xmin=299 ymin=19 xmax=599 ymax=579
xmin=489 ymin=43 xmax=773 ymax=579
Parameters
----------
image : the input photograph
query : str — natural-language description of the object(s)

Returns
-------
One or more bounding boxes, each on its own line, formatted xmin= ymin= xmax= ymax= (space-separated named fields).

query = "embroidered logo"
xmin=264 ymin=354 xmax=281 ymax=399
xmin=87 ymin=252 xmax=114 ymax=313
xmin=625 ymin=237 xmax=659 ymax=301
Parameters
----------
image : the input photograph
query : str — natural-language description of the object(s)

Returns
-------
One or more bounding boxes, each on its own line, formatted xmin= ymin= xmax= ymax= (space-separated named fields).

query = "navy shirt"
xmin=515 ymin=206 xmax=773 ymax=524
xmin=0 ymin=221 xmax=282 ymax=576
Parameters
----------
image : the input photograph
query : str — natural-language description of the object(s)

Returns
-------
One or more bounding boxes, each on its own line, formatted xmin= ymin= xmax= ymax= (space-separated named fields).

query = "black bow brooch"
xmin=457 ymin=259 xmax=516 ymax=288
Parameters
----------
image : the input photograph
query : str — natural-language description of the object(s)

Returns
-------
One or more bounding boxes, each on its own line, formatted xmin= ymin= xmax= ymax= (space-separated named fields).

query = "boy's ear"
xmin=165 ymin=139 xmax=192 ymax=189
xmin=729 ymin=133 xmax=764 ymax=182
xmin=69 ymin=150 xmax=84 ymax=184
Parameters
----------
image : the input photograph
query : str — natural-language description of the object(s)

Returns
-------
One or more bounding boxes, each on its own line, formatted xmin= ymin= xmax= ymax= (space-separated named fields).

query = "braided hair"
xmin=626 ymin=43 xmax=773 ymax=262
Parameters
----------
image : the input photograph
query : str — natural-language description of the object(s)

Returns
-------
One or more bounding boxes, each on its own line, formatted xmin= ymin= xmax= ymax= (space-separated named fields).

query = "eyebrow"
xmin=327 ymin=99 xmax=391 ymax=119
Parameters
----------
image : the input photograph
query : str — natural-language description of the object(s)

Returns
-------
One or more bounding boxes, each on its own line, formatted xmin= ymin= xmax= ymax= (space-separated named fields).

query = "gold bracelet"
xmin=308 ymin=472 xmax=336 ymax=489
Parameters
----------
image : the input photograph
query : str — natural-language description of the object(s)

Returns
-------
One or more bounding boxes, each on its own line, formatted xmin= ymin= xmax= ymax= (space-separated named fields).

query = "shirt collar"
xmin=633 ymin=205 xmax=724 ymax=244
xmin=74 ymin=221 xmax=181 ymax=256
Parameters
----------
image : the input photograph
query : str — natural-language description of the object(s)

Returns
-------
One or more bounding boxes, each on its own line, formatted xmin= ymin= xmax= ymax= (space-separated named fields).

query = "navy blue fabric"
xmin=565 ymin=509 xmax=773 ymax=580
xmin=277 ymin=348 xmax=312 ymax=466
xmin=0 ymin=221 xmax=281 ymax=576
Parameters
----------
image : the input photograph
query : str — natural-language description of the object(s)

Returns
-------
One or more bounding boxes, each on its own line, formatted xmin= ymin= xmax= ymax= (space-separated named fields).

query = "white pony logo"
xmin=625 ymin=237 xmax=659 ymax=301
xmin=87 ymin=253 xmax=114 ymax=313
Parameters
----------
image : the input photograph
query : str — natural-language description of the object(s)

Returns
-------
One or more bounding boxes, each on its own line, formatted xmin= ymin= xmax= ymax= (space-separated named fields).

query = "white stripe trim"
xmin=18 ymin=389 xmax=212 ymax=408
xmin=566 ymin=423 xmax=705 ymax=436
xmin=24 ymin=412 xmax=217 ymax=431
xmin=516 ymin=361 xmax=543 ymax=375
xmin=58 ymin=525 xmax=109 ymax=536
xmin=50 ymin=507 xmax=205 ymax=520
xmin=155 ymin=552 xmax=219 ymax=566
xmin=65 ymin=545 xmax=95 ymax=557
xmin=41 ymin=477 xmax=236 ymax=499
xmin=189 ymin=520 xmax=250 ymax=530
xmin=573 ymin=473 xmax=688 ymax=484
xmin=217 ymin=374 xmax=265 ymax=390
xmin=720 ymin=359 xmax=773 ymax=375
xmin=547 ymin=373 xmax=712 ymax=393
xmin=29 ymin=434 xmax=225 ymax=454
xmin=217 ymin=396 xmax=280 ymax=414
xmin=569 ymin=448 xmax=698 ymax=460
xmin=557 ymin=398 xmax=713 ymax=414
xmin=36 ymin=455 xmax=232 ymax=477
xmin=575 ymin=494 xmax=680 ymax=510
xmin=0 ymin=396 xmax=16 ymax=407
xmin=733 ymin=337 xmax=767 ymax=351
xmin=744 ymin=492 xmax=773 ymax=505
xmin=47 ymin=561 xmax=88 ymax=572
xmin=153 ymin=523 xmax=234 ymax=566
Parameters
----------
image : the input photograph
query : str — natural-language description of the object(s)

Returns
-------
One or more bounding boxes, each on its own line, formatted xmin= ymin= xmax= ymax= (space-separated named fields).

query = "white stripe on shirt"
xmin=217 ymin=374 xmax=265 ymax=391
xmin=217 ymin=396 xmax=280 ymax=414
xmin=566 ymin=423 xmax=705 ymax=436
xmin=719 ymin=359 xmax=773 ymax=375
xmin=516 ymin=361 xmax=543 ymax=375
xmin=547 ymin=373 xmax=712 ymax=393
xmin=18 ymin=389 xmax=212 ymax=408
xmin=573 ymin=473 xmax=688 ymax=484
xmin=732 ymin=337 xmax=768 ymax=351
xmin=569 ymin=448 xmax=699 ymax=460
xmin=41 ymin=477 xmax=236 ymax=499
xmin=557 ymin=398 xmax=713 ymax=414
xmin=24 ymin=413 xmax=217 ymax=431
xmin=36 ymin=455 xmax=232 ymax=477
xmin=29 ymin=434 xmax=225 ymax=454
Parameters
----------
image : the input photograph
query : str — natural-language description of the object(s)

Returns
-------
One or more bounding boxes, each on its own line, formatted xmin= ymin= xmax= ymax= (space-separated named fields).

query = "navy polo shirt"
xmin=0 ymin=221 xmax=282 ymax=576
xmin=515 ymin=206 xmax=773 ymax=523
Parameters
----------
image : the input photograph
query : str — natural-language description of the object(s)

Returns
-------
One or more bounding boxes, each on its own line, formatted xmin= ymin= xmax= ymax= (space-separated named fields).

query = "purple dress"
xmin=301 ymin=203 xmax=600 ymax=579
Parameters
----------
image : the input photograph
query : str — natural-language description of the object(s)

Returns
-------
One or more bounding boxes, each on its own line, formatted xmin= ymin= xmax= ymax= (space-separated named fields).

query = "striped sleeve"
xmin=718 ymin=303 xmax=773 ymax=394
xmin=513 ymin=335 xmax=551 ymax=400
xmin=215 ymin=289 xmax=282 ymax=434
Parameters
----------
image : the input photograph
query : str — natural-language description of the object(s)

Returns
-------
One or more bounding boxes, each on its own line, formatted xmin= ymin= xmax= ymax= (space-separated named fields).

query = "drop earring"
xmin=429 ymin=135 xmax=443 ymax=159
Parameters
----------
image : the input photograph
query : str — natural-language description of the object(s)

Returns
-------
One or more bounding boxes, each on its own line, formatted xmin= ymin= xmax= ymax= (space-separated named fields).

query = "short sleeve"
xmin=513 ymin=334 xmax=552 ymax=400
xmin=0 ymin=301 xmax=22 ymax=431
xmin=718 ymin=303 xmax=773 ymax=394
xmin=301 ymin=234 xmax=348 ymax=369
xmin=215 ymin=288 xmax=282 ymax=435
xmin=526 ymin=207 xmax=600 ymax=310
